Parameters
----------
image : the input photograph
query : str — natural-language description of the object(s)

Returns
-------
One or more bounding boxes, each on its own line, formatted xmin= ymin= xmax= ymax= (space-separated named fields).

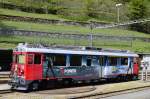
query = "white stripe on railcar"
xmin=16 ymin=47 xmax=138 ymax=57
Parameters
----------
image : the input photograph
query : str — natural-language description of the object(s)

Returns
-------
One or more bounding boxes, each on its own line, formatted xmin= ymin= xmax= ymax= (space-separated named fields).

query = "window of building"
xmin=108 ymin=57 xmax=117 ymax=66
xmin=18 ymin=55 xmax=25 ymax=64
xmin=34 ymin=54 xmax=41 ymax=64
xmin=28 ymin=54 xmax=34 ymax=64
xmin=121 ymin=58 xmax=128 ymax=65
xmin=53 ymin=54 xmax=66 ymax=66
xmin=70 ymin=55 xmax=82 ymax=66
xmin=99 ymin=56 xmax=105 ymax=66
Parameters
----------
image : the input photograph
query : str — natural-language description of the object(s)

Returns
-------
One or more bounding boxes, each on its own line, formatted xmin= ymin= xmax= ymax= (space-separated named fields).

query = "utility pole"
xmin=90 ymin=22 xmax=94 ymax=47
xmin=116 ymin=3 xmax=122 ymax=23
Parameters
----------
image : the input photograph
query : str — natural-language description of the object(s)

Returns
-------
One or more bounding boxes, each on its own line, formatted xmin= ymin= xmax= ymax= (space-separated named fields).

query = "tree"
xmin=85 ymin=0 xmax=116 ymax=22
xmin=57 ymin=0 xmax=88 ymax=21
xmin=128 ymin=0 xmax=149 ymax=33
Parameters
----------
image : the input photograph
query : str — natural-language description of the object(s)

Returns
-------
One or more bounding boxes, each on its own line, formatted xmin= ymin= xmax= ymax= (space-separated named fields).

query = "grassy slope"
xmin=0 ymin=8 xmax=110 ymax=23
xmin=0 ymin=1 xmax=150 ymax=52
xmin=1 ymin=20 xmax=150 ymax=38
xmin=0 ymin=8 xmax=68 ymax=21
xmin=0 ymin=20 xmax=150 ymax=52
xmin=0 ymin=35 xmax=150 ymax=53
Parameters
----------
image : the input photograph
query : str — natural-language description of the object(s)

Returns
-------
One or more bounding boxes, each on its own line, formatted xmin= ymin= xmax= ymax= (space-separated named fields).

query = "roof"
xmin=14 ymin=43 xmax=138 ymax=57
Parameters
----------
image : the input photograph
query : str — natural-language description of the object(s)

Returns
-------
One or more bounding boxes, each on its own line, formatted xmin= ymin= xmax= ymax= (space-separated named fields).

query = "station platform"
xmin=1 ymin=80 xmax=150 ymax=99
xmin=49 ymin=80 xmax=150 ymax=99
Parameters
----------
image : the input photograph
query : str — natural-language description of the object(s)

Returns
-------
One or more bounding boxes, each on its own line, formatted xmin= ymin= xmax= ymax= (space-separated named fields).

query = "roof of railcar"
xmin=14 ymin=43 xmax=138 ymax=57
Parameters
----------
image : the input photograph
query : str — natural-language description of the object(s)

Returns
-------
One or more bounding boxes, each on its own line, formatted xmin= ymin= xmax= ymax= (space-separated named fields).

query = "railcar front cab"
xmin=9 ymin=52 xmax=43 ymax=91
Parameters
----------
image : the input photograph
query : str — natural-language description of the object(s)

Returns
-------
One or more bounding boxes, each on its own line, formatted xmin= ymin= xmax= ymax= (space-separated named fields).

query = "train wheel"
xmin=10 ymin=87 xmax=15 ymax=92
xmin=116 ymin=76 xmax=123 ymax=82
xmin=132 ymin=75 xmax=138 ymax=80
xmin=127 ymin=75 xmax=132 ymax=81
xmin=62 ymin=79 xmax=72 ymax=86
xmin=31 ymin=82 xmax=39 ymax=91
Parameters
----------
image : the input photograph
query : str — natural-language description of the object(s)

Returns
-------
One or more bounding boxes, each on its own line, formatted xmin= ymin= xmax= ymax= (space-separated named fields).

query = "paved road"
xmin=102 ymin=88 xmax=150 ymax=99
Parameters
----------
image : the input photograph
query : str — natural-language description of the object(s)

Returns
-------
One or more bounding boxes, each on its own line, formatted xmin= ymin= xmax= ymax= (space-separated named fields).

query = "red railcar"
xmin=9 ymin=43 xmax=139 ymax=91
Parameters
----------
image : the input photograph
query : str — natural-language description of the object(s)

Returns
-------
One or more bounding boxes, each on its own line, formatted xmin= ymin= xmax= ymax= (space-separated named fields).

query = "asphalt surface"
xmin=102 ymin=88 xmax=150 ymax=99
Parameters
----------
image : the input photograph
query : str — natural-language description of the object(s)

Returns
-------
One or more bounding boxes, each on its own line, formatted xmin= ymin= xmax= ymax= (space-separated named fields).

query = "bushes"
xmin=0 ymin=0 xmax=61 ymax=14
xmin=0 ymin=0 xmax=118 ymax=22
xmin=0 ymin=0 xmax=149 ymax=25
xmin=128 ymin=0 xmax=149 ymax=33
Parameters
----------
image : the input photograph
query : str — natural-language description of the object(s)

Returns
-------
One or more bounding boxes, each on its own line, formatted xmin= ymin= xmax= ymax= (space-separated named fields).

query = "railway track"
xmin=0 ymin=72 xmax=10 ymax=84
xmin=0 ymin=71 xmax=150 ymax=99
xmin=0 ymin=89 xmax=11 ymax=94
xmin=0 ymin=72 xmax=12 ymax=94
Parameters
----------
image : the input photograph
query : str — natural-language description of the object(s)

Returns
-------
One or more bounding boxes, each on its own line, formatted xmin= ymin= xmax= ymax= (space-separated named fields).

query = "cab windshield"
xmin=18 ymin=55 xmax=25 ymax=64
xmin=13 ymin=54 xmax=25 ymax=64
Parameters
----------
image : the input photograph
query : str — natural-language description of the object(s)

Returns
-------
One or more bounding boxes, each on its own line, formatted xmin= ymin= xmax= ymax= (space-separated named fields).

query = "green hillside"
xmin=0 ymin=35 xmax=150 ymax=53
xmin=0 ymin=0 xmax=149 ymax=22
xmin=0 ymin=20 xmax=150 ymax=52
xmin=1 ymin=20 xmax=150 ymax=38
xmin=1 ymin=19 xmax=150 ymax=52
xmin=0 ymin=8 xmax=107 ymax=23
xmin=0 ymin=0 xmax=150 ymax=52
xmin=0 ymin=8 xmax=68 ymax=21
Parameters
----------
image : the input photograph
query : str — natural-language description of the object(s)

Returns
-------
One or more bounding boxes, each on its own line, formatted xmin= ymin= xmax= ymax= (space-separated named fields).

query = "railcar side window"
xmin=108 ymin=57 xmax=117 ymax=66
xmin=87 ymin=56 xmax=92 ymax=66
xmin=28 ymin=54 xmax=34 ymax=64
xmin=92 ymin=56 xmax=98 ymax=66
xmin=121 ymin=58 xmax=128 ymax=65
xmin=18 ymin=55 xmax=25 ymax=64
xmin=53 ymin=54 xmax=66 ymax=66
xmin=70 ymin=55 xmax=82 ymax=66
xmin=34 ymin=54 xmax=41 ymax=64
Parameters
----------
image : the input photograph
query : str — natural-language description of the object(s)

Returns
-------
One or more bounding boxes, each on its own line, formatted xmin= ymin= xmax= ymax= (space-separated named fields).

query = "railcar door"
xmin=26 ymin=53 xmax=43 ymax=80
xmin=99 ymin=56 xmax=105 ymax=78
xmin=43 ymin=55 xmax=56 ymax=79
xmin=80 ymin=55 xmax=99 ymax=80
